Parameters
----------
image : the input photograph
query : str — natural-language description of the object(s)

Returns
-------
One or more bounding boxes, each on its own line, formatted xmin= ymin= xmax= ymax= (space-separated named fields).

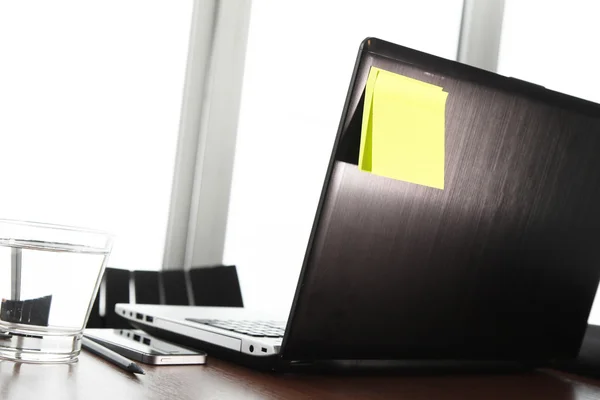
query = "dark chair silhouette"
xmin=87 ymin=294 xmax=103 ymax=328
xmin=104 ymin=268 xmax=131 ymax=328
xmin=133 ymin=270 xmax=161 ymax=305
xmin=555 ymin=324 xmax=600 ymax=377
xmin=86 ymin=265 xmax=243 ymax=328
xmin=162 ymin=270 xmax=189 ymax=305
xmin=189 ymin=265 xmax=244 ymax=307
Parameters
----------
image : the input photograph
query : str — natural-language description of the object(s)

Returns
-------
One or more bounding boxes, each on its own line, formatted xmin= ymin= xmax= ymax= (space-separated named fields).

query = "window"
xmin=498 ymin=0 xmax=600 ymax=104
xmin=222 ymin=0 xmax=466 ymax=312
xmin=0 ymin=1 xmax=194 ymax=270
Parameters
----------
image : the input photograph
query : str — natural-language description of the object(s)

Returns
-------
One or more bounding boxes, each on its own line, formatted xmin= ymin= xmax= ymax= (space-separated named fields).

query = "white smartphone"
xmin=84 ymin=329 xmax=207 ymax=365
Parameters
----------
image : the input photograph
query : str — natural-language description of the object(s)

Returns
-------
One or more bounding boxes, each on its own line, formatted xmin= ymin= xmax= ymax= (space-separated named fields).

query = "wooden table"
xmin=2 ymin=351 xmax=600 ymax=399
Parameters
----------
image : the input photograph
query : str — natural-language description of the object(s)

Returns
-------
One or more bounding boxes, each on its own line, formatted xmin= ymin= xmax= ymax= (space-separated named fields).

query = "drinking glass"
xmin=0 ymin=219 xmax=113 ymax=363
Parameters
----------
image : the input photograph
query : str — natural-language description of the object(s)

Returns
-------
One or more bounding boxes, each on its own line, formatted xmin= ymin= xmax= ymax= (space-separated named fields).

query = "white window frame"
xmin=457 ymin=0 xmax=506 ymax=71
xmin=162 ymin=0 xmax=252 ymax=270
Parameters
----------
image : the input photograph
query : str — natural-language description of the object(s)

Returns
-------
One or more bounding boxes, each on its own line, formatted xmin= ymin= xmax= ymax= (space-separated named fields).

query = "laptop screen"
xmin=283 ymin=38 xmax=600 ymax=362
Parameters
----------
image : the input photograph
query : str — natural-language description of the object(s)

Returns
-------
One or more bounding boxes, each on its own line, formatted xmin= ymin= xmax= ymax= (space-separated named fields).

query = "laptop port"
xmin=249 ymin=345 xmax=254 ymax=353
xmin=143 ymin=338 xmax=151 ymax=345
xmin=261 ymin=347 xmax=267 ymax=353
xmin=145 ymin=315 xmax=153 ymax=323
xmin=136 ymin=313 xmax=143 ymax=320
xmin=133 ymin=334 xmax=141 ymax=342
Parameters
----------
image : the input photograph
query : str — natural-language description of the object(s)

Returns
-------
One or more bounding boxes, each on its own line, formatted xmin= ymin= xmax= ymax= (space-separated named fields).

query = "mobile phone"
xmin=84 ymin=329 xmax=207 ymax=365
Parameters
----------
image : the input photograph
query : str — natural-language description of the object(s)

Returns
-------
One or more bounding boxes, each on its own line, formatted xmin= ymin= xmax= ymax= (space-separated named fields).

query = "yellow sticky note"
xmin=359 ymin=67 xmax=448 ymax=189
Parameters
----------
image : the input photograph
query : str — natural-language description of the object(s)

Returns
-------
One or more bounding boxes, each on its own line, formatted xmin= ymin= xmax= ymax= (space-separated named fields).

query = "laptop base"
xmin=129 ymin=318 xmax=541 ymax=375
xmin=129 ymin=320 xmax=282 ymax=371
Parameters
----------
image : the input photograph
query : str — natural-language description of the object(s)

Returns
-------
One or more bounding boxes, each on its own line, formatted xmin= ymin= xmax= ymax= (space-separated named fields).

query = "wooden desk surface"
xmin=2 ymin=352 xmax=600 ymax=400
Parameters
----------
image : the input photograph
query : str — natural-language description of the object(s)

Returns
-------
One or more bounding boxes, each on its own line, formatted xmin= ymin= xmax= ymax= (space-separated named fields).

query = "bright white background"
xmin=6 ymin=0 xmax=600 ymax=323
xmin=0 ymin=1 xmax=193 ymax=270
xmin=497 ymin=0 xmax=600 ymax=324
xmin=223 ymin=0 xmax=465 ymax=314
xmin=498 ymin=0 xmax=600 ymax=104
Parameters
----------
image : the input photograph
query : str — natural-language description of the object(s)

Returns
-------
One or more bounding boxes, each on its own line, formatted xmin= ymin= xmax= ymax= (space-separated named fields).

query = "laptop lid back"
xmin=281 ymin=38 xmax=600 ymax=362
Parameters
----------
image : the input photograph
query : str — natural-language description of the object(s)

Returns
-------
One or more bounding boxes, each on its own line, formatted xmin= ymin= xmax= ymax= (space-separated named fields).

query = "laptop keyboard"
xmin=186 ymin=319 xmax=285 ymax=338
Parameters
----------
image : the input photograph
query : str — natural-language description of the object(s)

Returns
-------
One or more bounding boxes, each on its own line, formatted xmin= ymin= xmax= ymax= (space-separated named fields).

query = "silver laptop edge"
xmin=115 ymin=304 xmax=283 ymax=357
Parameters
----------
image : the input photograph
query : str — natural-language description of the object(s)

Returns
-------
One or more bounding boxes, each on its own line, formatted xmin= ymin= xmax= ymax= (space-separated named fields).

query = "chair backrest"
xmin=104 ymin=267 xmax=131 ymax=328
xmin=133 ymin=270 xmax=161 ymax=305
xmin=86 ymin=265 xmax=243 ymax=328
xmin=162 ymin=270 xmax=189 ymax=305
xmin=189 ymin=265 xmax=244 ymax=307
xmin=86 ymin=292 xmax=103 ymax=328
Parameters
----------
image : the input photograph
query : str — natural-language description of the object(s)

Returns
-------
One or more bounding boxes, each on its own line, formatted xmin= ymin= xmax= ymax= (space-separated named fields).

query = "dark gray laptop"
xmin=118 ymin=37 xmax=600 ymax=370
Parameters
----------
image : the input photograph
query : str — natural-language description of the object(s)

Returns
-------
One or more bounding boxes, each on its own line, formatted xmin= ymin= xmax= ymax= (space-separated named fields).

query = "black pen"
xmin=82 ymin=337 xmax=145 ymax=375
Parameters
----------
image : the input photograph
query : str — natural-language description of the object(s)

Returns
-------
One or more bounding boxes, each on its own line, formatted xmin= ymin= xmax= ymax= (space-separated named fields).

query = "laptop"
xmin=118 ymin=37 xmax=600 ymax=370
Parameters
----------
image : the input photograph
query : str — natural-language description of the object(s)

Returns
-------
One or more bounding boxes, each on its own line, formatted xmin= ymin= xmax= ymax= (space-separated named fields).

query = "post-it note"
xmin=358 ymin=67 xmax=448 ymax=189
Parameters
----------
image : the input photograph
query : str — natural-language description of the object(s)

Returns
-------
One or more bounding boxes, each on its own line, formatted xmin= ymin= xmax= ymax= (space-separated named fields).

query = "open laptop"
xmin=118 ymin=37 xmax=600 ymax=370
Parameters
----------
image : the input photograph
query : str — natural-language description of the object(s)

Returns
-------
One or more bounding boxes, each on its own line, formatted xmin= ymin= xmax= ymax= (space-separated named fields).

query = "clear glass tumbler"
xmin=0 ymin=219 xmax=113 ymax=363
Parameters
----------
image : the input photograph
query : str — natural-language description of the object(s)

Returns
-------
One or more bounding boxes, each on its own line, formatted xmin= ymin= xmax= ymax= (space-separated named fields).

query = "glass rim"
xmin=0 ymin=218 xmax=114 ymax=238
